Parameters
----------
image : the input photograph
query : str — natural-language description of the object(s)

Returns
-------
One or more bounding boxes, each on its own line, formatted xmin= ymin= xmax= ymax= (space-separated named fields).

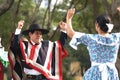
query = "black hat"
xmin=22 ymin=23 xmax=49 ymax=35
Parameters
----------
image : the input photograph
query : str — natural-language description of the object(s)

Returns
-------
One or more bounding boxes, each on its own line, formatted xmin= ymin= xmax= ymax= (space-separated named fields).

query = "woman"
xmin=60 ymin=8 xmax=119 ymax=80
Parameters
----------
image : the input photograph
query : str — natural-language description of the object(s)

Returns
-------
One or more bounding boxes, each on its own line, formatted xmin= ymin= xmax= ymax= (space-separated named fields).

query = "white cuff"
xmin=15 ymin=28 xmax=21 ymax=35
xmin=60 ymin=29 xmax=66 ymax=33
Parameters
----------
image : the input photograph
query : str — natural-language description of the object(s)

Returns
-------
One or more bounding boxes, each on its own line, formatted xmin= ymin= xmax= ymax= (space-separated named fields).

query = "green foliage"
xmin=0 ymin=0 xmax=35 ymax=49
xmin=0 ymin=10 xmax=14 ymax=49
xmin=16 ymin=0 xmax=35 ymax=23
xmin=0 ymin=0 xmax=4 ymax=4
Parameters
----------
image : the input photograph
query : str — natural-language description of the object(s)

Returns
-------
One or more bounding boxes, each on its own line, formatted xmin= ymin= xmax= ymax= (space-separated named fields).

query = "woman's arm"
xmin=66 ymin=8 xmax=76 ymax=38
xmin=59 ymin=8 xmax=76 ymax=38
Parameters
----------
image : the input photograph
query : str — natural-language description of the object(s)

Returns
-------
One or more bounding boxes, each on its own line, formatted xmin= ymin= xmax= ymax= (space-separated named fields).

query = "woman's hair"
xmin=96 ymin=14 xmax=112 ymax=33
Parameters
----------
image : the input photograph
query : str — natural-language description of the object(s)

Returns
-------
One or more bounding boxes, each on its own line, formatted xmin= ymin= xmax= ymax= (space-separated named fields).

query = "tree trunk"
xmin=0 ymin=0 xmax=14 ymax=16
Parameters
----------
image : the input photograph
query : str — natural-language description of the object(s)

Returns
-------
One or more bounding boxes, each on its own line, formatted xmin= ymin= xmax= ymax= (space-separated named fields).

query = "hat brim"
xmin=22 ymin=29 xmax=49 ymax=35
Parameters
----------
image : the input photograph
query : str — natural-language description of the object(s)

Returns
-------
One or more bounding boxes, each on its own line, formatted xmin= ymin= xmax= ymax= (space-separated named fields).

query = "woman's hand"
xmin=66 ymin=8 xmax=75 ymax=20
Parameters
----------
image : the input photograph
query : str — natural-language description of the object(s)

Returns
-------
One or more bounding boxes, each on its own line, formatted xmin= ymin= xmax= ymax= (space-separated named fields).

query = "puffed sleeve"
xmin=69 ymin=32 xmax=89 ymax=50
xmin=116 ymin=33 xmax=120 ymax=44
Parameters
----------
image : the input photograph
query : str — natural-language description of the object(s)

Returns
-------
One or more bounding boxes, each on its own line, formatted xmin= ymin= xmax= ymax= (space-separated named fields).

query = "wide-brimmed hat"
xmin=22 ymin=23 xmax=49 ymax=35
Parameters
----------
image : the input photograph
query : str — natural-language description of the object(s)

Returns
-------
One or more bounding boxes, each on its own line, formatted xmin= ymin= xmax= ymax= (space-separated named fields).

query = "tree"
xmin=0 ymin=0 xmax=14 ymax=16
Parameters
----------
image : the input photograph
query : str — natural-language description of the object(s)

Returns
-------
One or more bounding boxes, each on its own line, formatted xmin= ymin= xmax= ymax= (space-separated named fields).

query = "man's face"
xmin=29 ymin=31 xmax=42 ymax=44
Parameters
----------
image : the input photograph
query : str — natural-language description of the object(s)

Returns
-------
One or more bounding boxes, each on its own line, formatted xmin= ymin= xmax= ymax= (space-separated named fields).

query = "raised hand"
xmin=65 ymin=8 xmax=75 ymax=38
xmin=17 ymin=20 xmax=24 ymax=29
xmin=59 ymin=21 xmax=67 ymax=31
xmin=117 ymin=7 xmax=120 ymax=12
xmin=66 ymin=8 xmax=75 ymax=20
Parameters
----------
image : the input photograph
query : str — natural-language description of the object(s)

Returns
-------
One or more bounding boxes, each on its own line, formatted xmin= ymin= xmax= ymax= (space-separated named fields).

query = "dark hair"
xmin=96 ymin=14 xmax=111 ymax=33
xmin=30 ymin=30 xmax=35 ymax=34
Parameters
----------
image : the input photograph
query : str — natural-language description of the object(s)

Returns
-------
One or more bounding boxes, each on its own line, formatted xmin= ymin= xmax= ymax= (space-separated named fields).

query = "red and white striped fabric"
xmin=8 ymin=36 xmax=68 ymax=80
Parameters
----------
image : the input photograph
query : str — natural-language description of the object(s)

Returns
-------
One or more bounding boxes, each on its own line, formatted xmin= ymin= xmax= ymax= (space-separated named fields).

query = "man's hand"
xmin=117 ymin=6 xmax=120 ymax=12
xmin=17 ymin=20 xmax=24 ymax=29
xmin=59 ymin=21 xmax=67 ymax=31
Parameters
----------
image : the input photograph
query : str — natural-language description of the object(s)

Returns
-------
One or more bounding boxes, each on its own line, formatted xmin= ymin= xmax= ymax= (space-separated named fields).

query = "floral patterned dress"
xmin=69 ymin=32 xmax=120 ymax=80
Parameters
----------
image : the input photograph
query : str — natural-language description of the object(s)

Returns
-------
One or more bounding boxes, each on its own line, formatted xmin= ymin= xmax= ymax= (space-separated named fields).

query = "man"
xmin=8 ymin=20 xmax=68 ymax=80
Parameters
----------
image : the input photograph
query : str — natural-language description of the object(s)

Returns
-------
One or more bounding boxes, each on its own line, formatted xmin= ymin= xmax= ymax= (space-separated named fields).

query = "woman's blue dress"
xmin=69 ymin=32 xmax=120 ymax=80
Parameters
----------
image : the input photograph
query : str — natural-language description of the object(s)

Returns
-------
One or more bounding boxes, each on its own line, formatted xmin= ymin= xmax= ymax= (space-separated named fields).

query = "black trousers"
xmin=26 ymin=74 xmax=48 ymax=80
